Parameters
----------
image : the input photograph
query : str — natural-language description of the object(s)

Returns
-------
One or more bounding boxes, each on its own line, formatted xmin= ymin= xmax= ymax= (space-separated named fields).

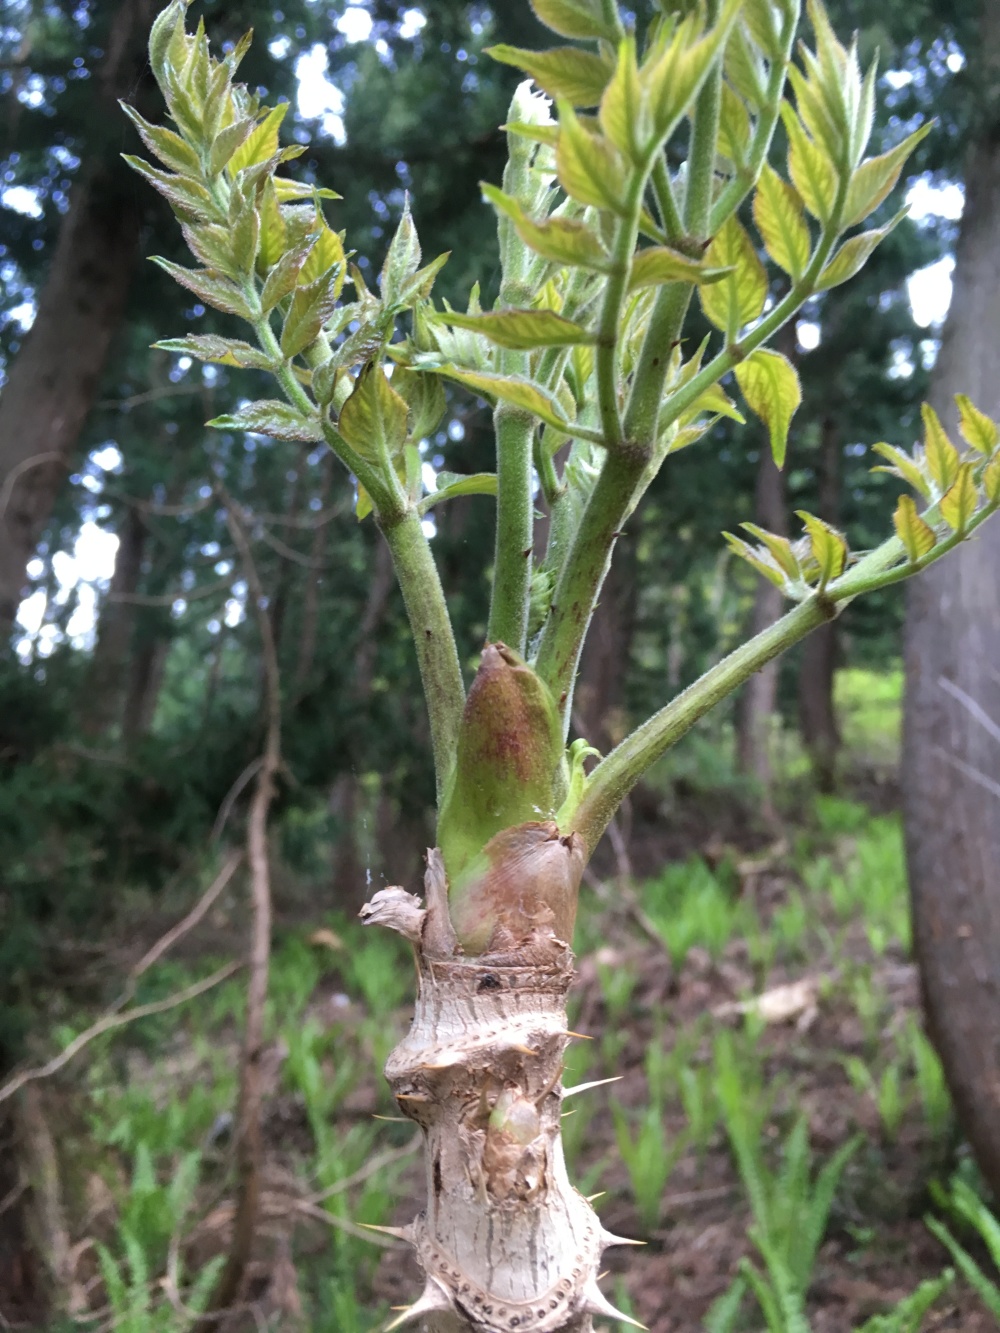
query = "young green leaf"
xmin=256 ymin=181 xmax=287 ymax=272
xmin=528 ymin=0 xmax=614 ymax=40
xmin=817 ymin=208 xmax=907 ymax=289
xmin=870 ymin=441 xmax=930 ymax=498
xmin=922 ymin=403 xmax=960 ymax=493
xmin=984 ymin=454 xmax=1000 ymax=504
xmin=273 ymin=177 xmax=341 ymax=203
xmin=600 ymin=35 xmax=647 ymax=161
xmin=555 ymin=104 xmax=628 ymax=213
xmin=699 ymin=217 xmax=768 ymax=339
xmin=300 ymin=215 xmax=346 ymax=286
xmin=259 ymin=240 xmax=311 ymax=312
xmin=723 ymin=532 xmax=791 ymax=588
xmin=149 ymin=257 xmax=254 ymax=319
xmin=939 ymin=463 xmax=979 ymax=534
xmin=726 ymin=24 xmax=768 ymax=109
xmin=481 ymin=184 xmax=611 ymax=269
xmin=337 ymin=363 xmax=409 ymax=462
xmin=432 ymin=367 xmax=574 ymax=434
xmin=718 ymin=83 xmax=752 ymax=166
xmin=740 ymin=522 xmax=801 ymax=579
xmin=787 ymin=62 xmax=843 ymax=165
xmin=734 ymin=349 xmax=802 ymax=468
xmin=780 ymin=104 xmax=840 ymax=224
xmin=122 ymin=156 xmax=220 ymax=223
xmin=120 ymin=103 xmax=203 ymax=176
xmin=743 ymin=0 xmax=785 ymax=61
xmin=629 ymin=246 xmax=732 ymax=290
xmin=380 ymin=200 xmax=422 ymax=307
xmin=420 ymin=473 xmax=499 ymax=514
xmin=227 ymin=102 xmax=289 ymax=176
xmin=893 ymin=494 xmax=936 ymax=562
xmin=280 ymin=269 xmax=342 ymax=358
xmin=208 ymin=400 xmax=324 ymax=442
xmin=391 ymin=366 xmax=448 ymax=441
xmin=431 ymin=307 xmax=595 ymax=350
xmin=642 ymin=0 xmax=743 ymax=142
xmin=207 ymin=117 xmax=257 ymax=177
xmin=752 ymin=164 xmax=811 ymax=281
xmin=682 ymin=382 xmax=746 ymax=425
xmin=153 ymin=334 xmax=275 ymax=370
xmin=796 ymin=511 xmax=848 ymax=584
xmin=956 ymin=394 xmax=999 ymax=456
xmin=487 ymin=44 xmax=612 ymax=106
xmin=842 ymin=123 xmax=933 ymax=229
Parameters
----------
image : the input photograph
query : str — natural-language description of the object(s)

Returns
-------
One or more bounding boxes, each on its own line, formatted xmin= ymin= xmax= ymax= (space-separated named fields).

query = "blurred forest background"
xmin=2 ymin=0 xmax=1000 ymax=1329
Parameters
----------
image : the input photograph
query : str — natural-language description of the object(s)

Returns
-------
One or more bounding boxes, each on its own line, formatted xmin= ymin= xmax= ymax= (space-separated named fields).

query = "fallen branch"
xmin=130 ymin=849 xmax=243 ymax=981
xmin=304 ymin=1137 xmax=419 ymax=1204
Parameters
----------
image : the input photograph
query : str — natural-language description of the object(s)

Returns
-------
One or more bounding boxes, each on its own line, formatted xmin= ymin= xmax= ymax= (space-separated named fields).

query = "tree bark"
xmin=798 ymin=415 xmax=841 ymax=791
xmin=735 ymin=450 xmax=787 ymax=790
xmin=903 ymin=4 xmax=1000 ymax=1195
xmin=574 ymin=525 xmax=637 ymax=755
xmin=122 ymin=633 xmax=170 ymax=745
xmin=0 ymin=0 xmax=156 ymax=638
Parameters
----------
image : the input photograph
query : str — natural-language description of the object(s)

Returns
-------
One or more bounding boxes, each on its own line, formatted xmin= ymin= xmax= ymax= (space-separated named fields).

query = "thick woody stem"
xmin=361 ymin=858 xmax=640 ymax=1333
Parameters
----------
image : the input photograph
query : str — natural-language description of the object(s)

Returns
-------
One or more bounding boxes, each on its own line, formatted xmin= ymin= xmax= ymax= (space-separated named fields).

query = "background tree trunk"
xmin=735 ymin=450 xmax=787 ymax=791
xmin=903 ymin=1 xmax=1000 ymax=1196
xmin=574 ymin=524 xmax=637 ymax=755
xmin=0 ymin=0 xmax=155 ymax=638
xmin=798 ymin=415 xmax=841 ymax=791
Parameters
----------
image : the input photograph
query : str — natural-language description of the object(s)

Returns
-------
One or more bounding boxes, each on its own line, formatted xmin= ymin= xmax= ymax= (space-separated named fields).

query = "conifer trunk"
xmin=903 ymin=6 xmax=1000 ymax=1194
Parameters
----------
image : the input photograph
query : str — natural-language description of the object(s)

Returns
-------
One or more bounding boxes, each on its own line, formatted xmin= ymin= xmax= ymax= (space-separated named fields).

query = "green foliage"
xmin=852 ymin=1271 xmax=954 ymax=1332
xmin=714 ymin=1031 xmax=859 ymax=1331
xmin=801 ymin=807 xmax=909 ymax=953
xmin=642 ymin=855 xmax=751 ymax=969
xmin=612 ymin=1093 xmax=688 ymax=1232
xmin=927 ymin=1175 xmax=1000 ymax=1319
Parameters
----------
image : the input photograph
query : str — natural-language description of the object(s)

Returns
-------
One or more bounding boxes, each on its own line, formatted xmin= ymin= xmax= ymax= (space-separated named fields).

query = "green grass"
xmin=641 ymin=854 xmax=754 ymax=971
xmin=835 ymin=666 xmax=903 ymax=766
xmin=31 ymin=678 xmax=998 ymax=1331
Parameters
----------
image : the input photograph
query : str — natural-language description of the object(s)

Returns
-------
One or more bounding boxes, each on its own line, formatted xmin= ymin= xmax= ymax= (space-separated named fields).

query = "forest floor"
xmin=2 ymin=672 xmax=999 ymax=1330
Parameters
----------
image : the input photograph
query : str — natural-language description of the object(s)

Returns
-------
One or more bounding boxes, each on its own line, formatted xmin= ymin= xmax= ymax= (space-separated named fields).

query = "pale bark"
xmin=362 ymin=858 xmax=637 ymax=1333
xmin=903 ymin=5 xmax=1000 ymax=1195
xmin=80 ymin=507 xmax=148 ymax=737
xmin=0 ymin=0 xmax=156 ymax=636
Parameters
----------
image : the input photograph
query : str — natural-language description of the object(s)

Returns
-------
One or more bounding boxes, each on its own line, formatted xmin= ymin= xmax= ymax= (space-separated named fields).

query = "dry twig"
xmin=204 ymin=487 xmax=282 ymax=1330
xmin=0 ymin=963 xmax=241 ymax=1110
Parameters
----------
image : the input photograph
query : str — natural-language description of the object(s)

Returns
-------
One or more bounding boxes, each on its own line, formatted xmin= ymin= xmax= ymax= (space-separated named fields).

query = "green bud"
xmin=437 ymin=642 xmax=563 ymax=887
